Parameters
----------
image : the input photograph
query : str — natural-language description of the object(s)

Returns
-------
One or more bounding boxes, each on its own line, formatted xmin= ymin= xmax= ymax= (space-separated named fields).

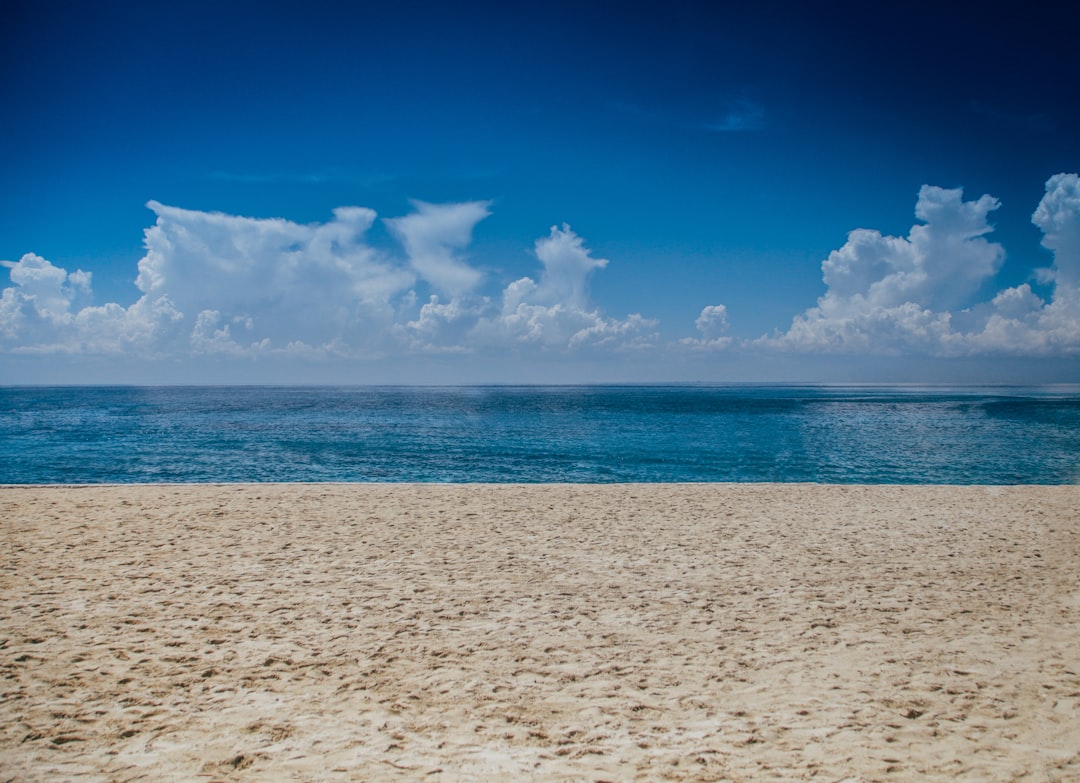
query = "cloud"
xmin=0 ymin=252 xmax=185 ymax=355
xmin=2 ymin=204 xmax=653 ymax=361
xmin=980 ymin=172 xmax=1080 ymax=352
xmin=942 ymin=174 xmax=1080 ymax=355
xmin=137 ymin=200 xmax=415 ymax=355
xmin=527 ymin=224 xmax=609 ymax=308
xmin=761 ymin=176 xmax=1080 ymax=356
xmin=679 ymin=304 xmax=732 ymax=350
xmin=1032 ymin=173 xmax=1080 ymax=289
xmin=1 ymin=254 xmax=79 ymax=347
xmin=395 ymin=224 xmax=657 ymax=353
xmin=487 ymin=224 xmax=655 ymax=350
xmin=393 ymin=295 xmax=489 ymax=354
xmin=384 ymin=200 xmax=491 ymax=297
xmin=5 ymin=178 xmax=1079 ymax=374
xmin=0 ymin=253 xmax=86 ymax=335
xmin=819 ymin=185 xmax=1004 ymax=314
xmin=2 ymin=202 xmax=422 ymax=357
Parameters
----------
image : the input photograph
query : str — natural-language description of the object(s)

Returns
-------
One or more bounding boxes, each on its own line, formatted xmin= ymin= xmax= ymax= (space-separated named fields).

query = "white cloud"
xmin=394 ymin=224 xmax=656 ymax=353
xmin=484 ymin=224 xmax=655 ymax=350
xmin=1 ymin=203 xmax=421 ymax=357
xmin=567 ymin=312 xmax=658 ymax=350
xmin=3 ymin=254 xmax=121 ymax=353
xmin=1032 ymin=172 xmax=1080 ymax=289
xmin=945 ymin=175 xmax=1080 ymax=355
xmin=1 ymin=253 xmax=86 ymax=327
xmin=818 ymin=185 xmax=1003 ymax=315
xmin=695 ymin=304 xmax=729 ymax=334
xmin=679 ymin=304 xmax=732 ymax=350
xmin=2 ymin=205 xmax=653 ymax=361
xmin=527 ymin=224 xmax=608 ymax=308
xmin=6 ymin=177 xmax=1078 ymax=375
xmin=72 ymin=297 xmax=184 ymax=355
xmin=761 ymin=176 xmax=1080 ymax=356
xmin=188 ymin=309 xmax=273 ymax=356
xmin=482 ymin=301 xmax=657 ymax=351
xmin=393 ymin=295 xmax=488 ymax=354
xmin=138 ymin=201 xmax=413 ymax=354
xmin=0 ymin=252 xmax=185 ymax=355
xmin=5 ymin=252 xmax=91 ymax=314
xmin=384 ymin=200 xmax=491 ymax=297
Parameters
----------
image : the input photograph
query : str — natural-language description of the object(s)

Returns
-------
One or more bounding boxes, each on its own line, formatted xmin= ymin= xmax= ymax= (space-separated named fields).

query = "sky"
xmin=2 ymin=0 xmax=1079 ymax=384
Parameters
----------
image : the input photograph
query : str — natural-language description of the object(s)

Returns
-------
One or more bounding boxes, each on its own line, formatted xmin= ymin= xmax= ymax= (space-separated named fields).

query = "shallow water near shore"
xmin=2 ymin=384 xmax=1079 ymax=484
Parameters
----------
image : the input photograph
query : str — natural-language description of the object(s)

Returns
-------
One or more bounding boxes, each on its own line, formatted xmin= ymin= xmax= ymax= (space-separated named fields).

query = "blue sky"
xmin=2 ymin=0 xmax=1079 ymax=383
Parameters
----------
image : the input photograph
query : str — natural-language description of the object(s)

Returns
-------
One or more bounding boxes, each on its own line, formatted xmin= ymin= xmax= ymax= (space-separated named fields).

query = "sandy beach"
xmin=2 ymin=484 xmax=1078 ymax=782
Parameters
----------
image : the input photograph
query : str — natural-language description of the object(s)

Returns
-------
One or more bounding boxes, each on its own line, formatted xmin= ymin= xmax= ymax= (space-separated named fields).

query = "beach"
xmin=2 ymin=483 xmax=1078 ymax=782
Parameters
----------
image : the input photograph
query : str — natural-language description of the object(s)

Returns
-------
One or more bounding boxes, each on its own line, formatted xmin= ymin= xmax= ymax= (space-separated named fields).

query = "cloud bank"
xmin=1 ymin=201 xmax=653 ymax=361
xmin=3 ymin=174 xmax=1079 ymax=377
xmin=758 ymin=174 xmax=1080 ymax=356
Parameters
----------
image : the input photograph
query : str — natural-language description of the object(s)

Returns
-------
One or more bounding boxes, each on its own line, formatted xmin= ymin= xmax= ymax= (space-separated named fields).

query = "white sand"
xmin=2 ymin=483 xmax=1079 ymax=781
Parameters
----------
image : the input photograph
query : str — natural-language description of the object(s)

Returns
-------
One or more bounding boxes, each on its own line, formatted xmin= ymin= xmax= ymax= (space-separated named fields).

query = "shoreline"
xmin=4 ymin=484 xmax=1079 ymax=781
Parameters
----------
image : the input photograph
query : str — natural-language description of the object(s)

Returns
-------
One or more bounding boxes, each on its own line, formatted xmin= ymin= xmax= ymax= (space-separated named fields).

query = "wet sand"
xmin=2 ymin=483 xmax=1079 ymax=781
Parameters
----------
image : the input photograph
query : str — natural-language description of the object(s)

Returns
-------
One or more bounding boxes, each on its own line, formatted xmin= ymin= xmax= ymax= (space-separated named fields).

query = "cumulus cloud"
xmin=679 ymin=304 xmax=732 ymax=350
xmin=525 ymin=224 xmax=608 ymax=308
xmin=4 ymin=253 xmax=91 ymax=315
xmin=384 ymin=200 xmax=491 ymax=297
xmin=6 ymin=177 xmax=1079 ymax=372
xmin=0 ymin=254 xmax=74 ymax=347
xmin=984 ymin=172 xmax=1080 ymax=352
xmin=818 ymin=185 xmax=1003 ymax=315
xmin=1032 ymin=173 xmax=1080 ymax=289
xmin=2 ymin=203 xmax=653 ymax=361
xmin=395 ymin=224 xmax=657 ymax=353
xmin=138 ymin=201 xmax=413 ymax=354
xmin=393 ymin=295 xmax=488 ymax=354
xmin=761 ymin=176 xmax=1080 ymax=356
xmin=0 ymin=253 xmax=178 ymax=354
xmin=488 ymin=224 xmax=655 ymax=350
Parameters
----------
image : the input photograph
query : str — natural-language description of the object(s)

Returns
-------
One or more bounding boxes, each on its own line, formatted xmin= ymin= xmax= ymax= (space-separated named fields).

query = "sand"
xmin=2 ymin=484 xmax=1079 ymax=782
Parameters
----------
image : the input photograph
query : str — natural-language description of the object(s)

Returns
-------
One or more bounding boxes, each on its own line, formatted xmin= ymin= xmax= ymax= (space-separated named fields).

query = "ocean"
xmin=1 ymin=385 xmax=1079 ymax=484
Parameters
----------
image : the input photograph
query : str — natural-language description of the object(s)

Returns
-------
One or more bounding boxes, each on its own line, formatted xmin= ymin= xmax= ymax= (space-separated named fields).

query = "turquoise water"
xmin=1 ymin=385 xmax=1079 ymax=484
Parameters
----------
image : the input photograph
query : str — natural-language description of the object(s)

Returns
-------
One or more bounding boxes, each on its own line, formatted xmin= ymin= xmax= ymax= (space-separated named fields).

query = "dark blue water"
xmin=1 ymin=385 xmax=1079 ymax=484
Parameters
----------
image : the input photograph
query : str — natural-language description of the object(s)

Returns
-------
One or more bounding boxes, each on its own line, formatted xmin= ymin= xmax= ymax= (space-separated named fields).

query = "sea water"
xmin=1 ymin=385 xmax=1079 ymax=484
